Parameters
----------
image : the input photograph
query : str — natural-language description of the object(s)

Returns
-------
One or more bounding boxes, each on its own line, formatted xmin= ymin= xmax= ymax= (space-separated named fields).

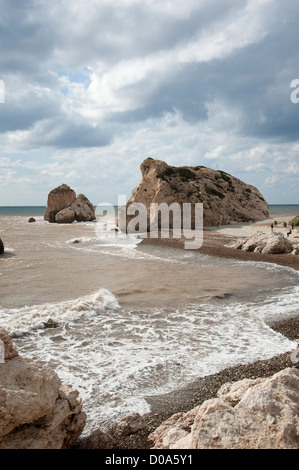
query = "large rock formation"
xmin=149 ymin=367 xmax=299 ymax=449
xmin=44 ymin=184 xmax=95 ymax=223
xmin=118 ymin=158 xmax=269 ymax=231
xmin=0 ymin=328 xmax=86 ymax=449
xmin=44 ymin=184 xmax=76 ymax=222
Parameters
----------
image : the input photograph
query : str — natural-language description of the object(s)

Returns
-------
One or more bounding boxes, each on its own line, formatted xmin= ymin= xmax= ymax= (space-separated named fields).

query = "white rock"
xmin=231 ymin=231 xmax=293 ymax=254
xmin=150 ymin=368 xmax=299 ymax=449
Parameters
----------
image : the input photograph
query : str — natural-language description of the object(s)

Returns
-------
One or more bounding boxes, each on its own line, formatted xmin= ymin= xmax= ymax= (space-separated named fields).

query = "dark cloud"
xmin=107 ymin=0 xmax=299 ymax=144
xmin=0 ymin=0 xmax=298 ymax=151
xmin=29 ymin=116 xmax=113 ymax=149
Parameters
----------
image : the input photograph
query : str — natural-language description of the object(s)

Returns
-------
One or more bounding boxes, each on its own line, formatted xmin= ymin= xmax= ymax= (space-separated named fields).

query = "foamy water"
xmin=0 ymin=212 xmax=298 ymax=435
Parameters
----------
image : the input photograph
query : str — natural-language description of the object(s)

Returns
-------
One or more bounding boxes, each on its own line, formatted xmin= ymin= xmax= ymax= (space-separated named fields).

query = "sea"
xmin=0 ymin=204 xmax=299 ymax=435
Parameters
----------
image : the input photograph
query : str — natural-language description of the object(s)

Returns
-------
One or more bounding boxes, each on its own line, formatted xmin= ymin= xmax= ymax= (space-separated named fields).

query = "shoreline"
xmin=138 ymin=225 xmax=299 ymax=272
xmin=109 ymin=225 xmax=299 ymax=449
xmin=110 ymin=316 xmax=299 ymax=449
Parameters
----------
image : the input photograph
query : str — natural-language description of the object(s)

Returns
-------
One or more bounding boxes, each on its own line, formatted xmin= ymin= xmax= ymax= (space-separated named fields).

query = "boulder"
xmin=230 ymin=231 xmax=294 ymax=254
xmin=0 ymin=329 xmax=86 ymax=449
xmin=28 ymin=217 xmax=36 ymax=223
xmin=149 ymin=368 xmax=299 ymax=449
xmin=0 ymin=238 xmax=4 ymax=254
xmin=118 ymin=158 xmax=269 ymax=231
xmin=55 ymin=206 xmax=75 ymax=224
xmin=115 ymin=412 xmax=146 ymax=436
xmin=76 ymin=428 xmax=116 ymax=449
xmin=44 ymin=184 xmax=76 ymax=223
xmin=71 ymin=194 xmax=96 ymax=222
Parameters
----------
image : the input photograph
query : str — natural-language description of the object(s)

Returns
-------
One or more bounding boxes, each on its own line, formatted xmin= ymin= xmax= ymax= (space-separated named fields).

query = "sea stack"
xmin=44 ymin=184 xmax=96 ymax=223
xmin=118 ymin=158 xmax=269 ymax=231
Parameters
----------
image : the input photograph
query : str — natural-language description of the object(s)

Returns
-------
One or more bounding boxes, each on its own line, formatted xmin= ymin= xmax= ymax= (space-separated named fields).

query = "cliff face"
xmin=120 ymin=158 xmax=269 ymax=229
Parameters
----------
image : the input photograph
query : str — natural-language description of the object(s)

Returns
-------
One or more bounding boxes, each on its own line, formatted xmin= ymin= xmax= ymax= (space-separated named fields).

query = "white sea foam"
xmin=0 ymin=288 xmax=119 ymax=337
xmin=249 ymin=285 xmax=299 ymax=323
xmin=13 ymin=295 xmax=298 ymax=435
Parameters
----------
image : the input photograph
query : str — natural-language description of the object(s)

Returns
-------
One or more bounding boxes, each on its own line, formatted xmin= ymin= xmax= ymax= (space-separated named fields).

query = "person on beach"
xmin=271 ymin=223 xmax=274 ymax=231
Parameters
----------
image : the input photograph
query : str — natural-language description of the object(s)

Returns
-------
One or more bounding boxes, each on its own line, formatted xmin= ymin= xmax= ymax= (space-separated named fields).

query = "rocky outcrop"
xmin=118 ymin=158 xmax=269 ymax=231
xmin=44 ymin=184 xmax=95 ymax=223
xmin=0 ymin=238 xmax=4 ymax=254
xmin=149 ymin=367 xmax=299 ymax=449
xmin=229 ymin=231 xmax=294 ymax=254
xmin=44 ymin=184 xmax=76 ymax=222
xmin=0 ymin=328 xmax=86 ymax=449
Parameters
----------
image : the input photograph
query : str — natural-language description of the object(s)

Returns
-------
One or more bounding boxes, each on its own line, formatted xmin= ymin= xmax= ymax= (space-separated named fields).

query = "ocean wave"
xmin=11 ymin=296 xmax=298 ymax=433
xmin=0 ymin=288 xmax=119 ymax=337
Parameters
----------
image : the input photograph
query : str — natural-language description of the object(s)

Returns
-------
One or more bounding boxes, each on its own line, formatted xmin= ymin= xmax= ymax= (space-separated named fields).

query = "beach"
xmin=140 ymin=215 xmax=299 ymax=271
xmin=108 ymin=218 xmax=299 ymax=449
xmin=1 ymin=209 xmax=299 ymax=448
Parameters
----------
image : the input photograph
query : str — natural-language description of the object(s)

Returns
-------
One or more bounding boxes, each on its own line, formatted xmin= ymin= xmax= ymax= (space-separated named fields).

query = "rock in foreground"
xmin=0 ymin=238 xmax=4 ymax=254
xmin=149 ymin=367 xmax=299 ymax=449
xmin=44 ymin=184 xmax=95 ymax=223
xmin=0 ymin=328 xmax=86 ymax=449
xmin=118 ymin=158 xmax=269 ymax=231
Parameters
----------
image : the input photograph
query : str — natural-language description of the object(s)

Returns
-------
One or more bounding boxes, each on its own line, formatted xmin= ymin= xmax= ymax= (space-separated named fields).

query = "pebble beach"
xmin=109 ymin=218 xmax=299 ymax=449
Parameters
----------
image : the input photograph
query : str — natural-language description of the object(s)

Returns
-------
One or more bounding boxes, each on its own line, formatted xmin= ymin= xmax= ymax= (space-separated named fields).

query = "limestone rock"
xmin=230 ymin=231 xmax=294 ymax=254
xmin=0 ymin=330 xmax=86 ymax=449
xmin=0 ymin=238 xmax=4 ymax=254
xmin=71 ymin=194 xmax=96 ymax=222
xmin=217 ymin=377 xmax=267 ymax=405
xmin=118 ymin=158 xmax=269 ymax=231
xmin=55 ymin=206 xmax=75 ymax=224
xmin=149 ymin=368 xmax=299 ymax=449
xmin=115 ymin=412 xmax=146 ymax=436
xmin=149 ymin=408 xmax=199 ymax=449
xmin=44 ymin=184 xmax=76 ymax=223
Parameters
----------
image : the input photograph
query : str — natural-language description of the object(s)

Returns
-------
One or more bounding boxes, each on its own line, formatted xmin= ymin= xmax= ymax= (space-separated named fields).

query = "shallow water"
xmin=0 ymin=213 xmax=298 ymax=434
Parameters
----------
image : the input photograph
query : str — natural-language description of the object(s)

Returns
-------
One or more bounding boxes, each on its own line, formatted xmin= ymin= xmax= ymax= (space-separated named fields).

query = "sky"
xmin=0 ymin=0 xmax=299 ymax=206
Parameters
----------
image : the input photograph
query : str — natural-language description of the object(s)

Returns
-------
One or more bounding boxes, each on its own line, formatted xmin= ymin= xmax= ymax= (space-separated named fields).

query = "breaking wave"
xmin=0 ymin=288 xmax=119 ymax=337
